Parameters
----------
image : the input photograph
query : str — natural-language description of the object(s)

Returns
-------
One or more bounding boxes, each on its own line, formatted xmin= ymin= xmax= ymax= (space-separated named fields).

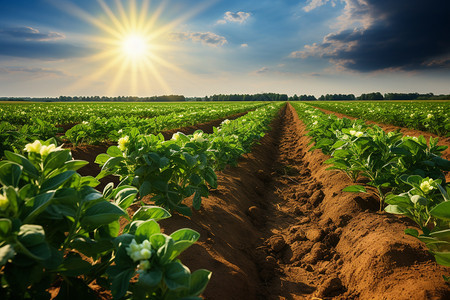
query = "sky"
xmin=0 ymin=0 xmax=449 ymax=97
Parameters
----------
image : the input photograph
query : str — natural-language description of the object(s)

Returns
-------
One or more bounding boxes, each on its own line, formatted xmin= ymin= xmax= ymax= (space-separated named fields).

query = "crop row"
xmin=64 ymin=102 xmax=267 ymax=145
xmin=0 ymin=102 xmax=283 ymax=298
xmin=291 ymin=102 xmax=450 ymax=276
xmin=0 ymin=102 xmax=249 ymax=126
xmin=307 ymin=101 xmax=450 ymax=136
xmin=0 ymin=102 xmax=266 ymax=157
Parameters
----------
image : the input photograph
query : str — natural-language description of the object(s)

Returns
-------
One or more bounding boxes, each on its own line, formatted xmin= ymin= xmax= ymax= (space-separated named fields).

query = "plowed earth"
xmin=71 ymin=104 xmax=450 ymax=299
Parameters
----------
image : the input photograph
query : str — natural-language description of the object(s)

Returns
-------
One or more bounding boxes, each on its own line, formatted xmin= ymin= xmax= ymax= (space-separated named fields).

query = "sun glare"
xmin=52 ymin=0 xmax=210 ymax=95
xmin=121 ymin=34 xmax=149 ymax=59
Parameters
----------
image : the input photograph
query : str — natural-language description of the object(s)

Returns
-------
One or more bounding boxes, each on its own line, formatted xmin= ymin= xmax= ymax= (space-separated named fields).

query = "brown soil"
xmin=69 ymin=104 xmax=450 ymax=299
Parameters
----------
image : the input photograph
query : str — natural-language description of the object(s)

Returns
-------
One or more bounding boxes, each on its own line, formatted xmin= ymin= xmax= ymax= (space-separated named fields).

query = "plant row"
xmin=307 ymin=100 xmax=450 ymax=136
xmin=291 ymin=102 xmax=450 ymax=277
xmin=64 ymin=102 xmax=266 ymax=145
xmin=0 ymin=103 xmax=283 ymax=298
xmin=96 ymin=102 xmax=284 ymax=215
xmin=0 ymin=102 xmax=266 ymax=156
xmin=0 ymin=102 xmax=240 ymax=126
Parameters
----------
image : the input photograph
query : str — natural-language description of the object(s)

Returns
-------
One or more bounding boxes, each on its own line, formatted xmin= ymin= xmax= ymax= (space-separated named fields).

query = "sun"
xmin=121 ymin=34 xmax=150 ymax=59
xmin=52 ymin=0 xmax=210 ymax=95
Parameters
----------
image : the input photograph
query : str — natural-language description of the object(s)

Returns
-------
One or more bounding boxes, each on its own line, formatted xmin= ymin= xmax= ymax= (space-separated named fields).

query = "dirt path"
xmin=159 ymin=103 xmax=449 ymax=299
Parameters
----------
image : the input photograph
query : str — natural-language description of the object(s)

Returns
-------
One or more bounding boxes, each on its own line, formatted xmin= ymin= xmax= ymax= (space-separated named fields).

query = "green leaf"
xmin=193 ymin=191 xmax=202 ymax=210
xmin=183 ymin=152 xmax=197 ymax=168
xmin=110 ymin=268 xmax=135 ymax=299
xmin=23 ymin=190 xmax=56 ymax=223
xmin=102 ymin=156 xmax=125 ymax=171
xmin=103 ymin=182 xmax=115 ymax=199
xmin=18 ymin=224 xmax=45 ymax=247
xmin=58 ymin=255 xmax=92 ymax=276
xmin=139 ymin=181 xmax=152 ymax=197
xmin=433 ymin=252 xmax=450 ymax=267
xmin=0 ymin=244 xmax=15 ymax=266
xmin=385 ymin=195 xmax=411 ymax=206
xmin=61 ymin=160 xmax=89 ymax=172
xmin=169 ymin=229 xmax=200 ymax=260
xmin=0 ymin=218 xmax=12 ymax=238
xmin=385 ymin=205 xmax=411 ymax=215
xmin=40 ymin=170 xmax=76 ymax=192
xmin=0 ymin=162 xmax=22 ymax=187
xmin=95 ymin=153 xmax=110 ymax=165
xmin=187 ymin=269 xmax=212 ymax=297
xmin=410 ymin=195 xmax=427 ymax=206
xmin=342 ymin=185 xmax=367 ymax=193
xmin=164 ymin=261 xmax=191 ymax=290
xmin=135 ymin=220 xmax=160 ymax=242
xmin=44 ymin=149 xmax=70 ymax=171
xmin=80 ymin=201 xmax=126 ymax=228
xmin=430 ymin=229 xmax=450 ymax=242
xmin=138 ymin=268 xmax=163 ymax=288
xmin=132 ymin=206 xmax=171 ymax=221
xmin=430 ymin=201 xmax=450 ymax=220
xmin=115 ymin=187 xmax=138 ymax=210
xmin=405 ymin=228 xmax=419 ymax=237
xmin=4 ymin=151 xmax=39 ymax=179
xmin=107 ymin=146 xmax=123 ymax=158
xmin=204 ymin=167 xmax=217 ymax=189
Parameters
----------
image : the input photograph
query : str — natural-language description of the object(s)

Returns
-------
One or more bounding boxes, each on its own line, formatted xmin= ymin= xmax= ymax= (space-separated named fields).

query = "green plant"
xmin=0 ymin=139 xmax=211 ymax=299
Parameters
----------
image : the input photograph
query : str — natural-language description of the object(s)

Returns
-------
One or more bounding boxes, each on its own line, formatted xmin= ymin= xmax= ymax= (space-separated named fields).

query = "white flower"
xmin=190 ymin=132 xmax=207 ymax=143
xmin=354 ymin=131 xmax=364 ymax=138
xmin=82 ymin=121 xmax=89 ymax=125
xmin=40 ymin=144 xmax=59 ymax=156
xmin=118 ymin=136 xmax=130 ymax=151
xmin=24 ymin=140 xmax=42 ymax=153
xmin=172 ymin=132 xmax=181 ymax=141
xmin=420 ymin=179 xmax=435 ymax=194
xmin=427 ymin=114 xmax=433 ymax=119
xmin=221 ymin=119 xmax=231 ymax=125
xmin=312 ymin=121 xmax=318 ymax=125
xmin=118 ymin=129 xmax=123 ymax=134
xmin=126 ymin=239 xmax=153 ymax=262
xmin=0 ymin=194 xmax=9 ymax=211
xmin=410 ymin=113 xmax=415 ymax=118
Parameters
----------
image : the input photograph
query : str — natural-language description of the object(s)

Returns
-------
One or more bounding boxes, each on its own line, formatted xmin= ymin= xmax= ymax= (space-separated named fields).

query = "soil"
xmin=69 ymin=104 xmax=450 ymax=299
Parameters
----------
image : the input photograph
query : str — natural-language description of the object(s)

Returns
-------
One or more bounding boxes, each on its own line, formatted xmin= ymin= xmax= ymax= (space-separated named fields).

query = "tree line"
xmin=1 ymin=92 xmax=448 ymax=102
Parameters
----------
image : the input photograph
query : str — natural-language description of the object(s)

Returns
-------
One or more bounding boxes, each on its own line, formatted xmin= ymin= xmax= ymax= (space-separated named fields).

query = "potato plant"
xmin=0 ymin=139 xmax=210 ymax=299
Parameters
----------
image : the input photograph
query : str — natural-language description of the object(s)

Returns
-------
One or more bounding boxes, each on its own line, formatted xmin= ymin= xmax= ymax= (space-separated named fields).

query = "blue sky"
xmin=0 ymin=0 xmax=449 ymax=97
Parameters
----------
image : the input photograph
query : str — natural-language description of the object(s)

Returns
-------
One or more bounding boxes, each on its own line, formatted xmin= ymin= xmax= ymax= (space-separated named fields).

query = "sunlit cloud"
xmin=0 ymin=26 xmax=65 ymax=41
xmin=170 ymin=31 xmax=227 ymax=47
xmin=240 ymin=43 xmax=248 ymax=48
xmin=303 ymin=0 xmax=337 ymax=12
xmin=217 ymin=11 xmax=251 ymax=24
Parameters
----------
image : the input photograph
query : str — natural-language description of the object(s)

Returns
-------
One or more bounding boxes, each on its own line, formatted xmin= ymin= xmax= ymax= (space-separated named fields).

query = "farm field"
xmin=0 ymin=101 xmax=449 ymax=299
xmin=309 ymin=100 xmax=450 ymax=136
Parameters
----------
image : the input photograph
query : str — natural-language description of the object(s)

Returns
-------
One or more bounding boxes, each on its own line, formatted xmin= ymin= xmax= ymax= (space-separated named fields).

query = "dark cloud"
xmin=0 ymin=26 xmax=93 ymax=59
xmin=295 ymin=0 xmax=450 ymax=72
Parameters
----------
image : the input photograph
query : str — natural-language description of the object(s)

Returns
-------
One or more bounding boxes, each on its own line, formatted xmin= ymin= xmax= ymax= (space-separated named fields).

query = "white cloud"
xmin=170 ymin=31 xmax=227 ymax=47
xmin=240 ymin=43 xmax=248 ymax=48
xmin=217 ymin=11 xmax=251 ymax=24
xmin=0 ymin=67 xmax=67 ymax=78
xmin=303 ymin=0 xmax=338 ymax=12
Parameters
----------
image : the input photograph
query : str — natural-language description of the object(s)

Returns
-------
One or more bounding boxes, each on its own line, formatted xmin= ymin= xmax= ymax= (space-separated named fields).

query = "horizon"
xmin=1 ymin=0 xmax=449 ymax=98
